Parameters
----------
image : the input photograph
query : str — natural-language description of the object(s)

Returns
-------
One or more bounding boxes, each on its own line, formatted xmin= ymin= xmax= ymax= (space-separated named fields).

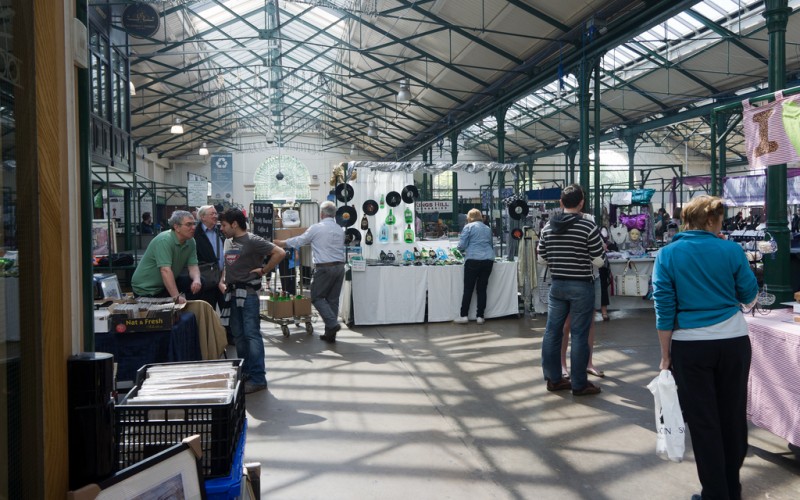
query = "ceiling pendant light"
xmin=397 ymin=79 xmax=412 ymax=102
xmin=199 ymin=142 xmax=209 ymax=156
xmin=170 ymin=117 xmax=184 ymax=134
xmin=366 ymin=121 xmax=378 ymax=137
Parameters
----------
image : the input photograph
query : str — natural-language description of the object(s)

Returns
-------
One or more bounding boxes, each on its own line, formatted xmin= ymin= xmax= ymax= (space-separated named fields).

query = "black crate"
xmin=115 ymin=359 xmax=245 ymax=478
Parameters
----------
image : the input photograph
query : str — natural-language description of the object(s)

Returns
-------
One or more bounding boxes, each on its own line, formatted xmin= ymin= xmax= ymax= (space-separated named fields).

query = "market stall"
xmin=745 ymin=308 xmax=800 ymax=448
xmin=95 ymin=311 xmax=202 ymax=385
xmin=336 ymin=161 xmax=520 ymax=326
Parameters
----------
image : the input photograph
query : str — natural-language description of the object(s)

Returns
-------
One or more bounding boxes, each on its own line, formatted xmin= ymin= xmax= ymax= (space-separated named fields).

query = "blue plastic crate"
xmin=205 ymin=418 xmax=247 ymax=499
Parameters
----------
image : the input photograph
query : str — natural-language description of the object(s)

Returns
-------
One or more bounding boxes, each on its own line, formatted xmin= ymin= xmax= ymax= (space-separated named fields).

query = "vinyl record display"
xmin=335 ymin=183 xmax=355 ymax=203
xmin=345 ymin=228 xmax=362 ymax=246
xmin=385 ymin=191 xmax=402 ymax=207
xmin=335 ymin=205 xmax=357 ymax=227
xmin=401 ymin=185 xmax=420 ymax=204
xmin=507 ymin=199 xmax=529 ymax=220
xmin=362 ymin=199 xmax=379 ymax=216
xmin=511 ymin=228 xmax=524 ymax=240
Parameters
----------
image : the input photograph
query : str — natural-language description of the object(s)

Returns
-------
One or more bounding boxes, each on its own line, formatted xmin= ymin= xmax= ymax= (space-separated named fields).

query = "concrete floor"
xmin=239 ymin=309 xmax=800 ymax=500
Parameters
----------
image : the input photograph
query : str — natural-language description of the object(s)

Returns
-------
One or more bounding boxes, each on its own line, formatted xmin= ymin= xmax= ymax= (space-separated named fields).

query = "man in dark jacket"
xmin=192 ymin=204 xmax=226 ymax=309
xmin=537 ymin=184 xmax=606 ymax=396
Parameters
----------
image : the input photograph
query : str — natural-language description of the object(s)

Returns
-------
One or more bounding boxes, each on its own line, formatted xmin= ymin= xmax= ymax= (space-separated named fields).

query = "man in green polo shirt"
xmin=131 ymin=210 xmax=202 ymax=304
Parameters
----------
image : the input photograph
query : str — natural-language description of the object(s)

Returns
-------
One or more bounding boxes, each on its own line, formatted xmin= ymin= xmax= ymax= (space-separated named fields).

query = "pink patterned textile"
xmin=742 ymin=91 xmax=800 ymax=169
xmin=746 ymin=309 xmax=800 ymax=446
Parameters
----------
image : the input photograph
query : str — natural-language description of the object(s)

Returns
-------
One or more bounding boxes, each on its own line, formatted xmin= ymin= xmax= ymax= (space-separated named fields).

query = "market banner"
xmin=722 ymin=174 xmax=800 ymax=206
xmin=210 ymin=153 xmax=233 ymax=202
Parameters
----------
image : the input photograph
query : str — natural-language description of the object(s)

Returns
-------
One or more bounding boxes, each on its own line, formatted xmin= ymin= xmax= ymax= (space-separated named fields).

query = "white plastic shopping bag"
xmin=647 ymin=370 xmax=685 ymax=462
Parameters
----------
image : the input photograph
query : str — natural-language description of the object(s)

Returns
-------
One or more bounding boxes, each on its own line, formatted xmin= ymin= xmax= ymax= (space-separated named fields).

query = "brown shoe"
xmin=572 ymin=382 xmax=601 ymax=396
xmin=546 ymin=378 xmax=572 ymax=392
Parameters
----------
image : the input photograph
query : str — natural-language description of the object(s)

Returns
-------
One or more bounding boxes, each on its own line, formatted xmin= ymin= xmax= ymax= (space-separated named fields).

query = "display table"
xmin=349 ymin=261 xmax=518 ymax=325
xmin=351 ymin=265 xmax=428 ymax=325
xmin=95 ymin=312 xmax=202 ymax=384
xmin=425 ymin=261 xmax=519 ymax=322
xmin=745 ymin=308 xmax=800 ymax=447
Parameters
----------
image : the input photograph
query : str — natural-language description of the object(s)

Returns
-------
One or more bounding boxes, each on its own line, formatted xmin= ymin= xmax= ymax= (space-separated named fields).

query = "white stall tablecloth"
xmin=351 ymin=265 xmax=428 ymax=325
xmin=426 ymin=261 xmax=519 ymax=322
xmin=349 ymin=261 xmax=519 ymax=325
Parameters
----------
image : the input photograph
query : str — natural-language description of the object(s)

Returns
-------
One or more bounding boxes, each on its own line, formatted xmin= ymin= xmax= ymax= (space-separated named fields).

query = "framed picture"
xmin=68 ymin=436 xmax=206 ymax=500
xmin=92 ymin=219 xmax=117 ymax=257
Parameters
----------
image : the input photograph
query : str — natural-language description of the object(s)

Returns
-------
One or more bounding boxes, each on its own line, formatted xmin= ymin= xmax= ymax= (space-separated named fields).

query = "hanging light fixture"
xmin=350 ymin=144 xmax=356 ymax=156
xmin=170 ymin=117 xmax=184 ymax=134
xmin=396 ymin=79 xmax=412 ymax=102
xmin=199 ymin=142 xmax=209 ymax=156
xmin=366 ymin=121 xmax=378 ymax=137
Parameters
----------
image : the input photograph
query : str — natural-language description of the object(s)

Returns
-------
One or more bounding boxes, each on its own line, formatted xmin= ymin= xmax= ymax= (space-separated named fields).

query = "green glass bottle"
xmin=404 ymin=224 xmax=414 ymax=243
xmin=404 ymin=206 xmax=413 ymax=224
xmin=379 ymin=194 xmax=385 ymax=209
xmin=385 ymin=208 xmax=396 ymax=225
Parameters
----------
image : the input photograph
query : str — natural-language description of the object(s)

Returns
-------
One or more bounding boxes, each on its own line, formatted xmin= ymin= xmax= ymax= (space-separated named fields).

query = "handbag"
xmin=537 ymin=267 xmax=549 ymax=305
xmin=199 ymin=262 xmax=221 ymax=291
xmin=614 ymin=260 xmax=648 ymax=296
xmin=647 ymin=370 xmax=685 ymax=462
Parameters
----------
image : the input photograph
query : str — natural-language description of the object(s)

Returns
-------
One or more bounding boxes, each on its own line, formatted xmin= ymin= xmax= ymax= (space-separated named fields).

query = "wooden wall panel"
xmin=35 ymin=0 xmax=71 ymax=497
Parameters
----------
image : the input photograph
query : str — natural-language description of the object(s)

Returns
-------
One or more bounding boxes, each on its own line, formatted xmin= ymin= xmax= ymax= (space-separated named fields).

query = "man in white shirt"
xmin=274 ymin=201 xmax=345 ymax=342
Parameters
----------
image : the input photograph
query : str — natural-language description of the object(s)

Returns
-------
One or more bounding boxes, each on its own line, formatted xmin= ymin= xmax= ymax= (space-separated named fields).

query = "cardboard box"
xmin=94 ymin=309 xmax=111 ymax=333
xmin=293 ymin=297 xmax=312 ymax=317
xmin=273 ymin=227 xmax=307 ymax=240
xmin=267 ymin=299 xmax=294 ymax=319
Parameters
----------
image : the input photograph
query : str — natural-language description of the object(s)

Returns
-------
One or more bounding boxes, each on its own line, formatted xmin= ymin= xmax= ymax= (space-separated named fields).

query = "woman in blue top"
xmin=652 ymin=195 xmax=758 ymax=500
xmin=455 ymin=208 xmax=494 ymax=324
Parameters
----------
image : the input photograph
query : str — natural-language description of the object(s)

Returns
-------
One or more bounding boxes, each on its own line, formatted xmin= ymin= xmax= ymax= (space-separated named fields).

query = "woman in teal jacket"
xmin=652 ymin=195 xmax=758 ymax=500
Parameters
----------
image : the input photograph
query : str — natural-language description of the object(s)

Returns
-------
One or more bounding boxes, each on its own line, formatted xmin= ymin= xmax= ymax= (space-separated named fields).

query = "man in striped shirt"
xmin=537 ymin=184 xmax=606 ymax=396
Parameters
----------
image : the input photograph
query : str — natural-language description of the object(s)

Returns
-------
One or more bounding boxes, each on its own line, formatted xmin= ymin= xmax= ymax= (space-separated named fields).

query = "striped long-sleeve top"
xmin=537 ymin=212 xmax=606 ymax=281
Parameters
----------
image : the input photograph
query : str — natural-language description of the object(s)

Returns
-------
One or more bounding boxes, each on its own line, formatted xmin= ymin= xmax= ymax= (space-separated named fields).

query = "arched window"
xmin=254 ymin=154 xmax=311 ymax=201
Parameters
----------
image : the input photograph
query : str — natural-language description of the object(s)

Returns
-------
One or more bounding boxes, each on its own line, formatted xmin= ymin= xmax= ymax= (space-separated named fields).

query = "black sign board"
xmin=122 ymin=3 xmax=160 ymax=39
xmin=251 ymin=202 xmax=274 ymax=240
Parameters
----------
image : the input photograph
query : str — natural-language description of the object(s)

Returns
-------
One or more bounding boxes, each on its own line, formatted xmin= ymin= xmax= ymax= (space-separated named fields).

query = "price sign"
xmin=251 ymin=202 xmax=274 ymax=240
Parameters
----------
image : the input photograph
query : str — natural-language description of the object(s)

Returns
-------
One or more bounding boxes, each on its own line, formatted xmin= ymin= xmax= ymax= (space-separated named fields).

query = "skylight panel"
xmin=192 ymin=0 xmax=262 ymax=31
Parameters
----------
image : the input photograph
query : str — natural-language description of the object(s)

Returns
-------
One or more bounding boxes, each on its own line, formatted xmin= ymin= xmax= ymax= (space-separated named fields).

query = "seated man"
xmin=131 ymin=210 xmax=202 ymax=304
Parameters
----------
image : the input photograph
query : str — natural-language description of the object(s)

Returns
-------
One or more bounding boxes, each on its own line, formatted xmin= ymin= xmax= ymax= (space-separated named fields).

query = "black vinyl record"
xmin=362 ymin=199 xmax=379 ymax=216
xmin=401 ymin=185 xmax=420 ymax=204
xmin=345 ymin=227 xmax=362 ymax=246
xmin=508 ymin=199 xmax=529 ymax=220
xmin=335 ymin=205 xmax=357 ymax=227
xmin=335 ymin=183 xmax=355 ymax=203
xmin=511 ymin=228 xmax=524 ymax=240
xmin=385 ymin=191 xmax=402 ymax=207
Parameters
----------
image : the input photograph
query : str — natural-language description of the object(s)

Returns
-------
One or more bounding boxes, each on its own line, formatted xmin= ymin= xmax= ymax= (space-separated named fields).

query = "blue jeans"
xmin=541 ymin=279 xmax=595 ymax=390
xmin=229 ymin=294 xmax=266 ymax=386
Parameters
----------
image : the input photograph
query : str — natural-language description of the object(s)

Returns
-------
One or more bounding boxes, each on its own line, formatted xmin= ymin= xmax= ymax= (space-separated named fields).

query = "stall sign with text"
xmin=417 ymin=200 xmax=453 ymax=213
xmin=251 ymin=202 xmax=274 ymax=240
